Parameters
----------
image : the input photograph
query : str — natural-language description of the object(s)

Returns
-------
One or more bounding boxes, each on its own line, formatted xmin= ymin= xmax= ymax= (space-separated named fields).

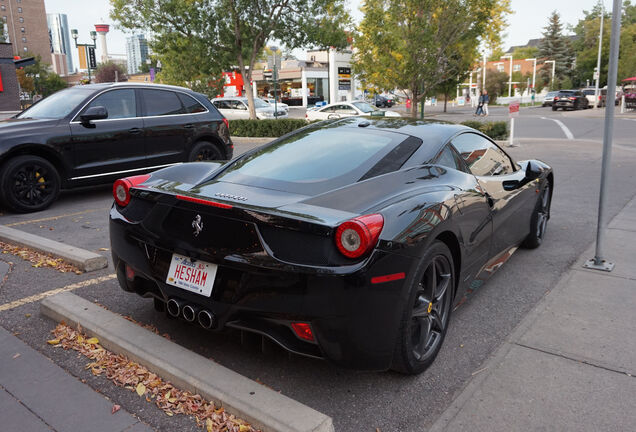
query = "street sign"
xmin=509 ymin=100 xmax=520 ymax=118
xmin=88 ymin=47 xmax=97 ymax=69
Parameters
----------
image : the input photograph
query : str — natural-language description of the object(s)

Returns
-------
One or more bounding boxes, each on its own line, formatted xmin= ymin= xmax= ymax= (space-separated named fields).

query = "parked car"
xmin=0 ymin=83 xmax=232 ymax=213
xmin=305 ymin=101 xmax=401 ymax=121
xmin=211 ymin=97 xmax=288 ymax=120
xmin=373 ymin=95 xmax=395 ymax=108
xmin=110 ymin=117 xmax=553 ymax=374
xmin=542 ymin=91 xmax=559 ymax=107
xmin=581 ymin=88 xmax=598 ymax=106
xmin=599 ymin=88 xmax=621 ymax=107
xmin=552 ymin=90 xmax=589 ymax=111
xmin=260 ymin=98 xmax=289 ymax=113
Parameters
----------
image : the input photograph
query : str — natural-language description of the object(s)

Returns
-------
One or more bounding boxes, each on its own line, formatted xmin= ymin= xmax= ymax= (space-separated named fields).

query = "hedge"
xmin=228 ymin=119 xmax=311 ymax=137
xmin=460 ymin=120 xmax=508 ymax=140
xmin=229 ymin=118 xmax=509 ymax=141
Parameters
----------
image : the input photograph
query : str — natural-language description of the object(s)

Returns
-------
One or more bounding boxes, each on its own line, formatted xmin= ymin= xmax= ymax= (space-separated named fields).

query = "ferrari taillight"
xmin=334 ymin=214 xmax=384 ymax=258
xmin=113 ymin=174 xmax=150 ymax=207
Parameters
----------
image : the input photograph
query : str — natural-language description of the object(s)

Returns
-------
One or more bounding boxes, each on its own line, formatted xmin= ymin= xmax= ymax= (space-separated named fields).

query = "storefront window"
xmin=306 ymin=77 xmax=328 ymax=105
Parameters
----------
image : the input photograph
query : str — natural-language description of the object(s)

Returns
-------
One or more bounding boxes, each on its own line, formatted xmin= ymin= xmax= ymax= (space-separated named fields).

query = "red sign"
xmin=509 ymin=100 xmax=520 ymax=118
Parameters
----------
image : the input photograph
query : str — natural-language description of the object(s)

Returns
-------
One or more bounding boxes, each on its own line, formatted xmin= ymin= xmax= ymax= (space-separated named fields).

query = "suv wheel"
xmin=188 ymin=141 xmax=223 ymax=162
xmin=0 ymin=155 xmax=61 ymax=213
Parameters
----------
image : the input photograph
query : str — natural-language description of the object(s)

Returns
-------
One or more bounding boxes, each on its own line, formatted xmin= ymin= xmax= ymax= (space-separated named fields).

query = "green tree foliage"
xmin=95 ymin=61 xmax=128 ymax=83
xmin=511 ymin=46 xmax=539 ymax=60
xmin=17 ymin=54 xmax=67 ymax=97
xmin=353 ymin=0 xmax=510 ymax=117
xmin=110 ymin=0 xmax=351 ymax=119
xmin=485 ymin=70 xmax=509 ymax=104
xmin=538 ymin=11 xmax=574 ymax=89
xmin=571 ymin=1 xmax=636 ymax=88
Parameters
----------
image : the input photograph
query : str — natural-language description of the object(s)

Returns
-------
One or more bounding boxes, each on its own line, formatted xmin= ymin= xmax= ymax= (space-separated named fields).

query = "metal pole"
xmin=509 ymin=58 xmax=513 ymax=97
xmin=551 ymin=61 xmax=556 ymax=89
xmin=273 ymin=50 xmax=278 ymax=118
xmin=482 ymin=53 xmax=486 ymax=90
xmin=584 ymin=0 xmax=622 ymax=272
xmin=594 ymin=1 xmax=604 ymax=108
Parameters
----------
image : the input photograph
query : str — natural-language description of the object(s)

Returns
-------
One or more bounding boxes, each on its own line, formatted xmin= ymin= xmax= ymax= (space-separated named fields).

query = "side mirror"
xmin=525 ymin=160 xmax=542 ymax=181
xmin=80 ymin=106 xmax=108 ymax=124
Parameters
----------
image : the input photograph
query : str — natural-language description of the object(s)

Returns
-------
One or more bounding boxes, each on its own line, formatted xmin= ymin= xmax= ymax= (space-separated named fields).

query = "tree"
xmin=353 ymin=0 xmax=510 ymax=117
xmin=485 ymin=70 xmax=509 ymax=104
xmin=111 ymin=0 xmax=351 ymax=119
xmin=538 ymin=11 xmax=574 ymax=89
xmin=511 ymin=46 xmax=539 ymax=60
xmin=17 ymin=54 xmax=67 ymax=97
xmin=95 ymin=61 xmax=128 ymax=83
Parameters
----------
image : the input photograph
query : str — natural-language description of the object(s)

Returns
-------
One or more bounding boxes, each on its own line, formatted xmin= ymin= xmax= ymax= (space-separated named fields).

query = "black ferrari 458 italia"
xmin=110 ymin=117 xmax=553 ymax=374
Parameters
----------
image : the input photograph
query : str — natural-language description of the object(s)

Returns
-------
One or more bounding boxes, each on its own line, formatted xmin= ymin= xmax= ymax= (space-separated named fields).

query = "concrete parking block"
xmin=0 ymin=225 xmax=107 ymax=272
xmin=518 ymin=269 xmax=636 ymax=375
xmin=40 ymin=291 xmax=334 ymax=432
xmin=432 ymin=344 xmax=636 ymax=432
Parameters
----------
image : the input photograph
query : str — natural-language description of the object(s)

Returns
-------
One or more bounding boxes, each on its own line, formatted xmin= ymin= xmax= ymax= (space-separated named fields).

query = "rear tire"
xmin=392 ymin=241 xmax=454 ymax=374
xmin=0 ymin=155 xmax=60 ymax=213
xmin=552 ymin=106 xmax=557 ymax=111
xmin=188 ymin=141 xmax=223 ymax=162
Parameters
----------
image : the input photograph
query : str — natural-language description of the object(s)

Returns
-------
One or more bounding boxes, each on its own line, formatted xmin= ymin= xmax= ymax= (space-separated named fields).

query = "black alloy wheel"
xmin=188 ymin=141 xmax=223 ymax=162
xmin=392 ymin=241 xmax=454 ymax=374
xmin=0 ymin=155 xmax=60 ymax=213
xmin=522 ymin=183 xmax=551 ymax=249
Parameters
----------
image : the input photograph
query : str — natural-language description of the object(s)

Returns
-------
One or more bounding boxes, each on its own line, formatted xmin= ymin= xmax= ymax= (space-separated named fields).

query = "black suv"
xmin=552 ymin=90 xmax=589 ymax=111
xmin=0 ymin=83 xmax=232 ymax=213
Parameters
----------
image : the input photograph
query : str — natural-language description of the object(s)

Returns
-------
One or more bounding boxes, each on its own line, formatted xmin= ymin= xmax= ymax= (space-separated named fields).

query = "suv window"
xmin=177 ymin=93 xmax=207 ymax=113
xmin=451 ymin=133 xmax=514 ymax=176
xmin=142 ymin=89 xmax=186 ymax=116
xmin=82 ymin=89 xmax=137 ymax=120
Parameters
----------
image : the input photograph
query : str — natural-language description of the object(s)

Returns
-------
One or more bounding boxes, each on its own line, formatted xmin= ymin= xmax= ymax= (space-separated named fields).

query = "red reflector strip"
xmin=371 ymin=272 xmax=406 ymax=284
xmin=291 ymin=322 xmax=314 ymax=342
xmin=176 ymin=194 xmax=233 ymax=209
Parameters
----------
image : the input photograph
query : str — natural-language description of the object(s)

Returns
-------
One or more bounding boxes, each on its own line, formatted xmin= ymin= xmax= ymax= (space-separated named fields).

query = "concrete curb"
xmin=0 ymin=225 xmax=107 ymax=272
xmin=40 ymin=292 xmax=334 ymax=432
xmin=230 ymin=136 xmax=277 ymax=145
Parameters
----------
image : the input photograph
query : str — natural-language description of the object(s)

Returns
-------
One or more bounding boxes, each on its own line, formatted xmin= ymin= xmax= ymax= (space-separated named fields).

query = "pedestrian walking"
xmin=474 ymin=91 xmax=484 ymax=116
xmin=482 ymin=90 xmax=490 ymax=116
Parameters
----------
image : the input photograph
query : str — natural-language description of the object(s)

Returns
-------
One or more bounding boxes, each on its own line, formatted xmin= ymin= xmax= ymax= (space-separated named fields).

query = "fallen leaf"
xmin=239 ymin=425 xmax=250 ymax=432
xmin=136 ymin=383 xmax=146 ymax=396
xmin=47 ymin=339 xmax=60 ymax=345
xmin=165 ymin=411 xmax=174 ymax=417
xmin=99 ymin=248 xmax=109 ymax=251
xmin=86 ymin=337 xmax=99 ymax=345
xmin=206 ymin=418 xmax=214 ymax=432
xmin=24 ymin=313 xmax=31 ymax=318
xmin=111 ymin=404 xmax=121 ymax=414
xmin=13 ymin=353 xmax=20 ymax=359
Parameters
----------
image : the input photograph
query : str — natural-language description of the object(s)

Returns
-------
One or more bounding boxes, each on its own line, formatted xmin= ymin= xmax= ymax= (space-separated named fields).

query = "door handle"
xmin=184 ymin=124 xmax=195 ymax=129
xmin=128 ymin=127 xmax=143 ymax=135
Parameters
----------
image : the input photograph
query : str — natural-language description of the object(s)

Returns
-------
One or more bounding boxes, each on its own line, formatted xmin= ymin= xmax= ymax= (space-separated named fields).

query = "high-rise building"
xmin=1 ymin=0 xmax=50 ymax=62
xmin=47 ymin=13 xmax=73 ymax=74
xmin=126 ymin=34 xmax=148 ymax=75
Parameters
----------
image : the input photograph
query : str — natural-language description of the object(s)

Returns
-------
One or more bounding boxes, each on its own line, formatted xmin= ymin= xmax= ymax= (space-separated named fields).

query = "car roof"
xmin=316 ymin=117 xmax=471 ymax=149
xmin=213 ymin=96 xmax=247 ymax=101
xmin=75 ymin=82 xmax=196 ymax=93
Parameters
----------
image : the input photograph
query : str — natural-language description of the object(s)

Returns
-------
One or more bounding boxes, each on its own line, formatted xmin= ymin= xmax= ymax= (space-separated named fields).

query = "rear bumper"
xmin=110 ymin=206 xmax=417 ymax=370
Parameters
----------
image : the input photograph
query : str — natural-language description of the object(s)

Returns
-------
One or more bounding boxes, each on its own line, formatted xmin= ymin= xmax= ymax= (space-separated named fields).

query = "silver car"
xmin=211 ymin=97 xmax=288 ymax=120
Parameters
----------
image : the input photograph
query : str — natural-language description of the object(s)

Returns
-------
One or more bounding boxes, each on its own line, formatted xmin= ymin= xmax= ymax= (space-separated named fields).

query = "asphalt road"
xmin=1 ymin=110 xmax=636 ymax=431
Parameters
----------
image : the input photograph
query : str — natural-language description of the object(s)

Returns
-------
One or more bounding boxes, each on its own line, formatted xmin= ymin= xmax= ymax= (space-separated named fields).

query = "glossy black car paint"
xmin=552 ymin=90 xmax=589 ymax=111
xmin=109 ymin=118 xmax=553 ymax=371
xmin=0 ymin=83 xmax=232 ymax=211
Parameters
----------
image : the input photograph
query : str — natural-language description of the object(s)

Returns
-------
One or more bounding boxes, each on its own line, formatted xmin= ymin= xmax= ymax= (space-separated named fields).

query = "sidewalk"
xmin=431 ymin=196 xmax=636 ymax=431
xmin=0 ymin=326 xmax=154 ymax=432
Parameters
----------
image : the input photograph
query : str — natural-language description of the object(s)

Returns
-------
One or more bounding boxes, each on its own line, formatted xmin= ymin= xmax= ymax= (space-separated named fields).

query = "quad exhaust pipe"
xmin=166 ymin=298 xmax=215 ymax=329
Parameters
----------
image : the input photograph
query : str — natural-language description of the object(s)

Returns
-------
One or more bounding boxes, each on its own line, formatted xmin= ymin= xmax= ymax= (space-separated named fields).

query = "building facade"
xmin=126 ymin=34 xmax=148 ymax=75
xmin=47 ymin=13 xmax=73 ymax=74
xmin=1 ymin=0 xmax=50 ymax=62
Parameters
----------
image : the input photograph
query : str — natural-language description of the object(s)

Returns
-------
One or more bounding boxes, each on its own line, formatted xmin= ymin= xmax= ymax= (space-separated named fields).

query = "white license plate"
xmin=165 ymin=253 xmax=217 ymax=297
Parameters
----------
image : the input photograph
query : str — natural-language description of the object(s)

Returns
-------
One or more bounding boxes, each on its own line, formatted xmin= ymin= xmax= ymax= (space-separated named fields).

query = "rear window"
xmin=558 ymin=91 xmax=575 ymax=96
xmin=582 ymin=89 xmax=595 ymax=95
xmin=214 ymin=127 xmax=421 ymax=195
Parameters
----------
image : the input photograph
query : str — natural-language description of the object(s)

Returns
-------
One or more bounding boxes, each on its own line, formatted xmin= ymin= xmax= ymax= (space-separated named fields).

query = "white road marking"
xmin=541 ymin=117 xmax=575 ymax=140
xmin=0 ymin=274 xmax=116 ymax=312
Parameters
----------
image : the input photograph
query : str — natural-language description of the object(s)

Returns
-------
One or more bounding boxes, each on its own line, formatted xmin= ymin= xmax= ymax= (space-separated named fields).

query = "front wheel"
xmin=0 ymin=155 xmax=60 ymax=213
xmin=392 ymin=241 xmax=454 ymax=374
xmin=522 ymin=183 xmax=551 ymax=249
xmin=188 ymin=141 xmax=223 ymax=162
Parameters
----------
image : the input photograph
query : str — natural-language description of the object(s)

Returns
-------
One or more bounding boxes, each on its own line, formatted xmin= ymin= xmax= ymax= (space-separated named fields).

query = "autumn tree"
xmin=95 ymin=61 xmax=128 ymax=83
xmin=353 ymin=0 xmax=510 ymax=117
xmin=111 ymin=0 xmax=351 ymax=119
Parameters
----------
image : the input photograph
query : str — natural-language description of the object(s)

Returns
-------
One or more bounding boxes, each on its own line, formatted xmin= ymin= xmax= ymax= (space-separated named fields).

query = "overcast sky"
xmin=44 ymin=0 xmax=611 ymax=70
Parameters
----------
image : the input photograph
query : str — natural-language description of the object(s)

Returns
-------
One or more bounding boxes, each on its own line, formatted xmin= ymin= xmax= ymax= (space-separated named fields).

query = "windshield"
xmin=214 ymin=126 xmax=418 ymax=195
xmin=582 ymin=90 xmax=595 ymax=95
xmin=253 ymin=99 xmax=269 ymax=108
xmin=352 ymin=101 xmax=379 ymax=113
xmin=17 ymin=87 xmax=94 ymax=119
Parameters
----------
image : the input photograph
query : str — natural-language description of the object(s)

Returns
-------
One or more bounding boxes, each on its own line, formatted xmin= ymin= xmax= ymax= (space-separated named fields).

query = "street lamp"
xmin=501 ymin=55 xmax=513 ymax=97
xmin=268 ymin=46 xmax=281 ymax=117
xmin=525 ymin=58 xmax=537 ymax=101
xmin=71 ymin=29 xmax=97 ymax=83
xmin=544 ymin=60 xmax=556 ymax=90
